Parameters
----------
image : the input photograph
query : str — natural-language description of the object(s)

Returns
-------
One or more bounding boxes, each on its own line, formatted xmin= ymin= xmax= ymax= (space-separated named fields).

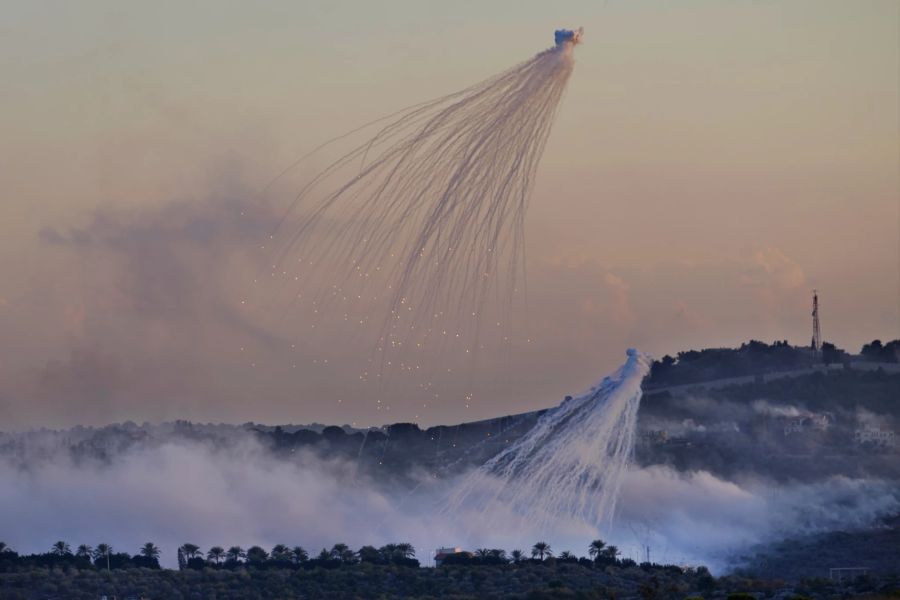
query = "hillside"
xmin=2 ymin=340 xmax=898 ymax=486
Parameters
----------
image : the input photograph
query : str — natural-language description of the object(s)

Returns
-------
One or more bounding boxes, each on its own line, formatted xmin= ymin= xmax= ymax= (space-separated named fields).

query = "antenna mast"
xmin=811 ymin=290 xmax=821 ymax=354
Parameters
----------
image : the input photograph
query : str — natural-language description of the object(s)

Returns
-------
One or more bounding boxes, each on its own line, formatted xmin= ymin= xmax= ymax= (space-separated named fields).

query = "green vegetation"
xmin=731 ymin=516 xmax=900 ymax=582
xmin=2 ymin=539 xmax=895 ymax=598
xmin=646 ymin=339 xmax=899 ymax=387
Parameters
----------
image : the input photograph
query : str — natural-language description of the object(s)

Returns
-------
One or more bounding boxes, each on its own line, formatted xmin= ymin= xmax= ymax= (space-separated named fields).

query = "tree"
xmin=531 ymin=541 xmax=551 ymax=561
xmin=377 ymin=543 xmax=414 ymax=563
xmin=246 ymin=546 xmax=269 ymax=563
xmin=489 ymin=549 xmax=507 ymax=562
xmin=378 ymin=543 xmax=398 ymax=562
xmin=559 ymin=551 xmax=575 ymax=561
xmin=93 ymin=544 xmax=112 ymax=560
xmin=329 ymin=543 xmax=347 ymax=559
xmin=291 ymin=546 xmax=308 ymax=564
xmin=357 ymin=545 xmax=380 ymax=564
xmin=140 ymin=543 xmax=160 ymax=560
xmin=861 ymin=339 xmax=899 ymax=363
xmin=475 ymin=548 xmax=491 ymax=559
xmin=510 ymin=549 xmax=524 ymax=563
xmin=271 ymin=544 xmax=291 ymax=562
xmin=330 ymin=543 xmax=356 ymax=564
xmin=588 ymin=539 xmax=606 ymax=561
xmin=0 ymin=542 xmax=11 ymax=554
xmin=226 ymin=546 xmax=246 ymax=562
xmin=603 ymin=545 xmax=620 ymax=561
xmin=93 ymin=543 xmax=112 ymax=571
xmin=179 ymin=543 xmax=201 ymax=560
xmin=51 ymin=541 xmax=71 ymax=556
xmin=395 ymin=543 xmax=416 ymax=559
xmin=75 ymin=544 xmax=92 ymax=559
xmin=861 ymin=339 xmax=884 ymax=359
xmin=639 ymin=575 xmax=662 ymax=600
xmin=821 ymin=342 xmax=841 ymax=365
xmin=207 ymin=546 xmax=225 ymax=564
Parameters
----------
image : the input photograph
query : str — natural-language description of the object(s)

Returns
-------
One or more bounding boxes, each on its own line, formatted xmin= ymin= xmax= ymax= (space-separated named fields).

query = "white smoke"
xmin=0 ymin=436 xmax=439 ymax=567
xmin=614 ymin=466 xmax=900 ymax=570
xmin=256 ymin=29 xmax=581 ymax=385
xmin=1 ymin=351 xmax=898 ymax=573
xmin=752 ymin=399 xmax=804 ymax=418
xmin=3 ymin=436 xmax=896 ymax=573
xmin=444 ymin=350 xmax=649 ymax=536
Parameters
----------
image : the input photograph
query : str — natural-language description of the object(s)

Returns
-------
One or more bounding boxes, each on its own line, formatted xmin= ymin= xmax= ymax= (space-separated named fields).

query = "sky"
xmin=1 ymin=0 xmax=898 ymax=429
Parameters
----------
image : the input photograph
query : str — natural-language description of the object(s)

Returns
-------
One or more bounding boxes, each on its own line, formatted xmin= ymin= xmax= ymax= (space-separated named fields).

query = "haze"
xmin=1 ymin=1 xmax=897 ymax=429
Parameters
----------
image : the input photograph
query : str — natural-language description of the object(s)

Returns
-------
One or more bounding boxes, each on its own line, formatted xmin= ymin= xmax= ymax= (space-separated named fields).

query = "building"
xmin=853 ymin=428 xmax=896 ymax=448
xmin=434 ymin=547 xmax=464 ymax=566
xmin=782 ymin=413 xmax=832 ymax=436
xmin=783 ymin=418 xmax=806 ymax=436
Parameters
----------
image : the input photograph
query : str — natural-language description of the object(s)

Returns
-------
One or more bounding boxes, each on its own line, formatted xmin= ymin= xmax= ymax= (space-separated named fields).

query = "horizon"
xmin=0 ymin=335 xmax=895 ymax=434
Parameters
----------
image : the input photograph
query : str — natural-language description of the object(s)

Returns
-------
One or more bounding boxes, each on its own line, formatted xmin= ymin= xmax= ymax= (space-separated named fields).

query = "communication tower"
xmin=811 ymin=290 xmax=821 ymax=354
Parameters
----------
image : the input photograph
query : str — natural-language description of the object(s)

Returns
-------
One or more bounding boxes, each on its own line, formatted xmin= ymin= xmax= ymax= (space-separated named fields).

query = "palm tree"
xmin=246 ymin=546 xmax=269 ymax=563
xmin=51 ymin=541 xmax=71 ymax=556
xmin=330 ymin=543 xmax=356 ymax=564
xmin=378 ymin=543 xmax=398 ymax=562
xmin=510 ymin=549 xmax=524 ymax=564
xmin=207 ymin=546 xmax=225 ymax=564
xmin=75 ymin=544 xmax=92 ymax=559
xmin=140 ymin=543 xmax=160 ymax=560
xmin=603 ymin=545 xmax=620 ymax=561
xmin=475 ymin=548 xmax=491 ymax=559
xmin=291 ymin=546 xmax=308 ymax=564
xmin=179 ymin=543 xmax=201 ymax=560
xmin=93 ymin=543 xmax=112 ymax=572
xmin=559 ymin=550 xmax=575 ymax=561
xmin=271 ymin=544 xmax=290 ymax=561
xmin=489 ymin=549 xmax=507 ymax=561
xmin=357 ymin=545 xmax=380 ymax=563
xmin=0 ymin=542 xmax=11 ymax=554
xmin=395 ymin=543 xmax=415 ymax=559
xmin=531 ymin=541 xmax=551 ymax=561
xmin=316 ymin=548 xmax=331 ymax=561
xmin=226 ymin=546 xmax=246 ymax=562
xmin=588 ymin=539 xmax=606 ymax=561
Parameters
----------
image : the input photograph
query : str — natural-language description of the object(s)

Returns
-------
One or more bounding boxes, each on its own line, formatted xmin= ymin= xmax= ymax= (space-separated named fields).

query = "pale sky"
xmin=1 ymin=1 xmax=898 ymax=429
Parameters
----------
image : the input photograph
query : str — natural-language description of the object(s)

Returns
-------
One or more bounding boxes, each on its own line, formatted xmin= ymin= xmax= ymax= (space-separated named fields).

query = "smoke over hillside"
xmin=2 ymin=359 xmax=898 ymax=572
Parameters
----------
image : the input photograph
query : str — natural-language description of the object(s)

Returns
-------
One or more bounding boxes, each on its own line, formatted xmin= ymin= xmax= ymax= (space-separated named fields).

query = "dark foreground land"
xmin=1 ymin=562 xmax=898 ymax=600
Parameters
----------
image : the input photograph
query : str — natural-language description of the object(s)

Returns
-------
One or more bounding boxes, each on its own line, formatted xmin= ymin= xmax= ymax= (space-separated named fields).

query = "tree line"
xmin=0 ymin=541 xmax=420 ymax=571
xmin=441 ymin=539 xmax=628 ymax=567
xmin=0 ymin=541 xmax=160 ymax=571
xmin=175 ymin=541 xmax=419 ymax=570
xmin=647 ymin=338 xmax=900 ymax=387
xmin=1 ymin=538 xmax=649 ymax=572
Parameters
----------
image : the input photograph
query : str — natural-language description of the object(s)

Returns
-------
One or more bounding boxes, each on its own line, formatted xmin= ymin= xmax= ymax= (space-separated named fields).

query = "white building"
xmin=853 ymin=428 xmax=895 ymax=448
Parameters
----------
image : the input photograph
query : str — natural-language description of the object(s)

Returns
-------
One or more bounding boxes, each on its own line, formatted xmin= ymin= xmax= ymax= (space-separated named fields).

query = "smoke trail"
xmin=263 ymin=29 xmax=582 ymax=369
xmin=443 ymin=349 xmax=650 ymax=535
